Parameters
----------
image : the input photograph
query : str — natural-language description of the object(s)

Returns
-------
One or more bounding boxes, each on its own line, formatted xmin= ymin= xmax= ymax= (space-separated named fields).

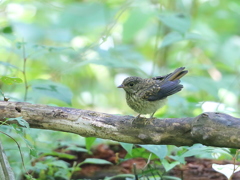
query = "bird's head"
xmin=118 ymin=77 xmax=143 ymax=94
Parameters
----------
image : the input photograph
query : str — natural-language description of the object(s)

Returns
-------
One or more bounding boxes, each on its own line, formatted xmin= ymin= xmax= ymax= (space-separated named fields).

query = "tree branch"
xmin=0 ymin=101 xmax=239 ymax=148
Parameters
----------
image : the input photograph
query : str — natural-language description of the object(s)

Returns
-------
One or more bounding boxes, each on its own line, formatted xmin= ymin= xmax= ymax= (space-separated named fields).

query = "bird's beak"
xmin=117 ymin=84 xmax=124 ymax=88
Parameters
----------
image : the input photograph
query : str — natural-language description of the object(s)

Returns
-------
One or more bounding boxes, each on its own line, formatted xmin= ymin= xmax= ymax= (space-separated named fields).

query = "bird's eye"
xmin=129 ymin=83 xmax=134 ymax=86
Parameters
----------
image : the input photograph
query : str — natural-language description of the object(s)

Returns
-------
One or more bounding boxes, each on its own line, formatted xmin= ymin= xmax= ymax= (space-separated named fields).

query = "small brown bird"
xmin=118 ymin=67 xmax=188 ymax=119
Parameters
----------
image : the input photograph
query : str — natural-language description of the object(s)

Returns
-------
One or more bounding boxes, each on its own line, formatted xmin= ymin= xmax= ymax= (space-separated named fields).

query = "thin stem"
xmin=72 ymin=1 xmax=131 ymax=62
xmin=0 ymin=130 xmax=28 ymax=175
xmin=229 ymin=150 xmax=240 ymax=180
xmin=133 ymin=163 xmax=139 ymax=180
xmin=22 ymin=41 xmax=28 ymax=101
xmin=0 ymin=89 xmax=9 ymax=101
xmin=143 ymin=153 xmax=152 ymax=169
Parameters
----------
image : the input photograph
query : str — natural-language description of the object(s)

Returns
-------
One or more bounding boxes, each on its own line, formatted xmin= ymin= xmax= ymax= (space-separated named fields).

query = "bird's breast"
xmin=126 ymin=93 xmax=167 ymax=114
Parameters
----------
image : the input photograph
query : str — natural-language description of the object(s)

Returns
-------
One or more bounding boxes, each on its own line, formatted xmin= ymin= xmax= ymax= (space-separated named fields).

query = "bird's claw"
xmin=147 ymin=117 xmax=156 ymax=125
xmin=131 ymin=115 xmax=156 ymax=125
xmin=131 ymin=115 xmax=141 ymax=124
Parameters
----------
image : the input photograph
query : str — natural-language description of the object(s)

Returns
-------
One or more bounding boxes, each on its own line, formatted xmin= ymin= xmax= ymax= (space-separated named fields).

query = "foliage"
xmin=0 ymin=0 xmax=240 ymax=179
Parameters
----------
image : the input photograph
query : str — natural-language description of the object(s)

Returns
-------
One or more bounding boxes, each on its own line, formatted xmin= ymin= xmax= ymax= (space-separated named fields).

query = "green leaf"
xmin=2 ymin=26 xmax=13 ymax=34
xmin=162 ymin=175 xmax=181 ymax=180
xmin=179 ymin=144 xmax=231 ymax=159
xmin=24 ymin=174 xmax=36 ymax=180
xmin=85 ymin=137 xmax=96 ymax=152
xmin=0 ymin=90 xmax=4 ymax=99
xmin=23 ymin=138 xmax=36 ymax=150
xmin=48 ymin=160 xmax=69 ymax=168
xmin=140 ymin=145 xmax=167 ymax=160
xmin=0 ymin=76 xmax=23 ymax=85
xmin=124 ymin=147 xmax=151 ymax=159
xmin=161 ymin=159 xmax=180 ymax=172
xmin=120 ymin=143 xmax=133 ymax=156
xmin=169 ymin=154 xmax=186 ymax=164
xmin=0 ymin=61 xmax=20 ymax=70
xmin=104 ymin=174 xmax=135 ymax=180
xmin=89 ymin=59 xmax=138 ymax=69
xmin=31 ymin=80 xmax=73 ymax=105
xmin=66 ymin=146 xmax=88 ymax=153
xmin=30 ymin=148 xmax=38 ymax=157
xmin=15 ymin=42 xmax=25 ymax=49
xmin=7 ymin=117 xmax=29 ymax=128
xmin=212 ymin=164 xmax=240 ymax=179
xmin=33 ymin=162 xmax=49 ymax=171
xmin=81 ymin=158 xmax=112 ymax=165
xmin=160 ymin=32 xmax=203 ymax=48
xmin=123 ymin=9 xmax=152 ymax=42
xmin=159 ymin=13 xmax=191 ymax=33
xmin=11 ymin=124 xmax=23 ymax=135
xmin=60 ymin=2 xmax=110 ymax=32
xmin=43 ymin=151 xmax=76 ymax=160
xmin=184 ymin=76 xmax=220 ymax=98
xmin=65 ymin=46 xmax=145 ymax=72
xmin=54 ymin=169 xmax=69 ymax=179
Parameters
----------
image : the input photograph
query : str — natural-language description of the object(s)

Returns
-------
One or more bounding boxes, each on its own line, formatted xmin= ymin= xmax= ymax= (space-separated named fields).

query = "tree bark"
xmin=0 ymin=101 xmax=239 ymax=148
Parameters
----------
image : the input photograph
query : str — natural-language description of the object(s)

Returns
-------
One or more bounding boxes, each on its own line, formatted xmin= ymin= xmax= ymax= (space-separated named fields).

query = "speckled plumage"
xmin=118 ymin=67 xmax=188 ymax=118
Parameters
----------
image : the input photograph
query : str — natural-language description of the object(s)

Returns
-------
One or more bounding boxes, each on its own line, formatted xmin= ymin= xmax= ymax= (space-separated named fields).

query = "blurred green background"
xmin=1 ymin=0 xmax=240 ymax=179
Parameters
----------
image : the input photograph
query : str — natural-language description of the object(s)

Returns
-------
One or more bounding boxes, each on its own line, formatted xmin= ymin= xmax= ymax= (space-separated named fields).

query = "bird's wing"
xmin=140 ymin=80 xmax=183 ymax=101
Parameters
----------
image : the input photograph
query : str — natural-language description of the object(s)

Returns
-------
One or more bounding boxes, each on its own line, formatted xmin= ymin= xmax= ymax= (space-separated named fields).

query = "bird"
xmin=118 ymin=67 xmax=188 ymax=120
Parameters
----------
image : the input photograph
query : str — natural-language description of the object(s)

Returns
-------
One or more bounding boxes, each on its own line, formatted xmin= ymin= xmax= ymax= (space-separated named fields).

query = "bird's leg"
xmin=147 ymin=111 xmax=156 ymax=125
xmin=150 ymin=111 xmax=156 ymax=118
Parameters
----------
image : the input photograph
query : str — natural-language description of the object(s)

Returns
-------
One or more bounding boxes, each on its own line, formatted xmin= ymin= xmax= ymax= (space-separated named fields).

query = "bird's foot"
xmin=136 ymin=114 xmax=141 ymax=119
xmin=131 ymin=114 xmax=156 ymax=125
xmin=131 ymin=114 xmax=141 ymax=124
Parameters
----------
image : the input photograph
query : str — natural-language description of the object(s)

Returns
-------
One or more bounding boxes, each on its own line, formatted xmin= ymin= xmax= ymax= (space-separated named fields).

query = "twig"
xmin=71 ymin=1 xmax=131 ymax=63
xmin=21 ymin=40 xmax=28 ymax=101
xmin=133 ymin=163 xmax=139 ymax=180
xmin=0 ymin=90 xmax=9 ymax=101
xmin=0 ymin=130 xmax=28 ymax=174
xmin=143 ymin=153 xmax=152 ymax=169
xmin=229 ymin=149 xmax=240 ymax=180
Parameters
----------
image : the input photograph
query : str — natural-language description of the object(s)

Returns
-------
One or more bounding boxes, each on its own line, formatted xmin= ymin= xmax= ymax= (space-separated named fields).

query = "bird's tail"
xmin=164 ymin=67 xmax=188 ymax=81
